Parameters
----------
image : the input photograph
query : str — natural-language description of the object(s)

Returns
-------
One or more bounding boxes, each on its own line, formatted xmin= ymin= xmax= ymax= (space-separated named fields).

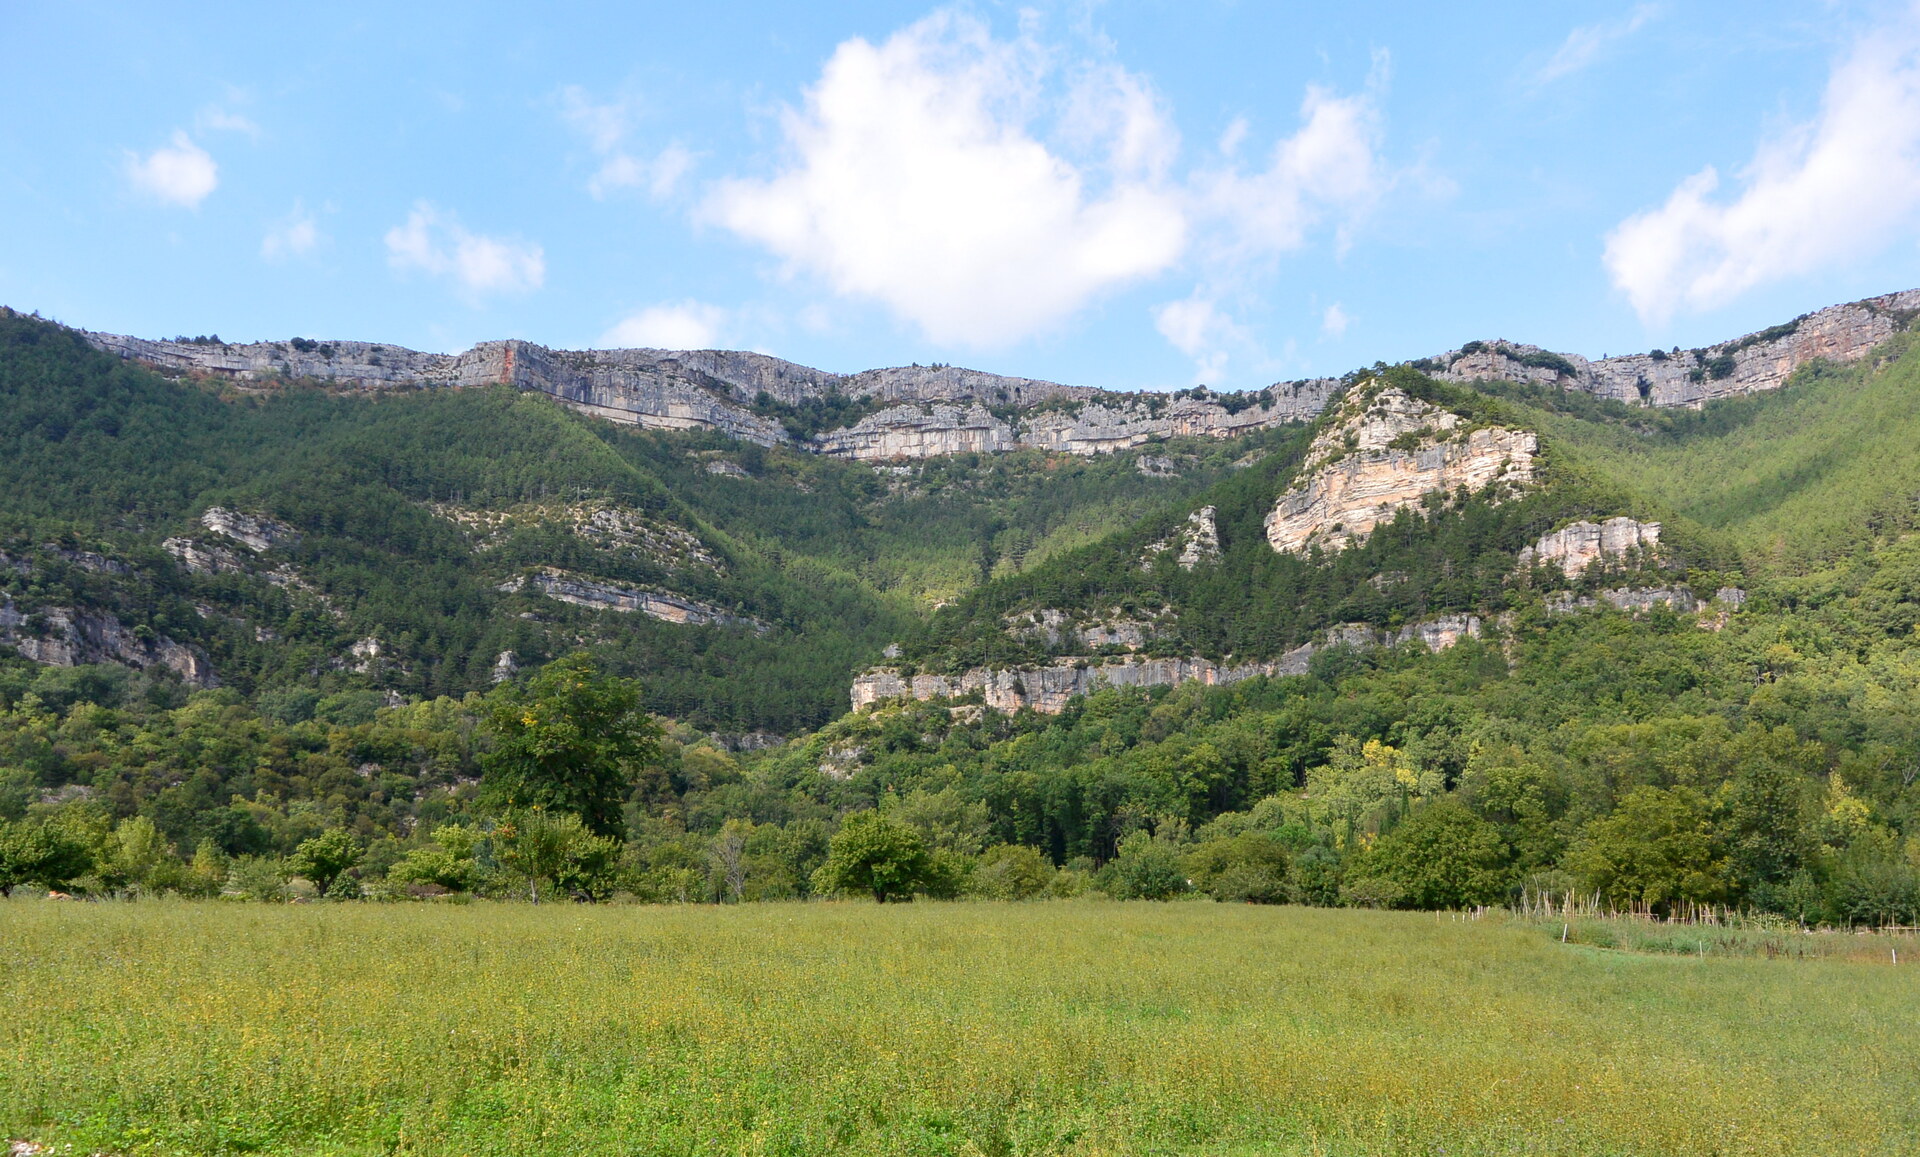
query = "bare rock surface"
xmin=1518 ymin=517 xmax=1661 ymax=577
xmin=814 ymin=403 xmax=1020 ymax=459
xmin=1141 ymin=506 xmax=1220 ymax=570
xmin=0 ymin=597 xmax=217 ymax=686
xmin=200 ymin=507 xmax=299 ymax=553
xmin=508 ymin=568 xmax=764 ymax=632
xmin=1264 ymin=389 xmax=1536 ymax=555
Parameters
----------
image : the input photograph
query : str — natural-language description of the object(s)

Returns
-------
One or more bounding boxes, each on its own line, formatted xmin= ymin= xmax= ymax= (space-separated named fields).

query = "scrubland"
xmin=3 ymin=900 xmax=1914 ymax=1156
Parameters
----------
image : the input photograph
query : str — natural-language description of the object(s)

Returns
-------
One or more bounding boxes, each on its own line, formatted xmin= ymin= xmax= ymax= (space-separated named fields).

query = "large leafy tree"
xmin=480 ymin=653 xmax=662 ymax=840
xmin=0 ymin=819 xmax=94 ymax=897
xmin=811 ymin=812 xmax=937 ymax=903
xmin=1356 ymin=799 xmax=1512 ymax=910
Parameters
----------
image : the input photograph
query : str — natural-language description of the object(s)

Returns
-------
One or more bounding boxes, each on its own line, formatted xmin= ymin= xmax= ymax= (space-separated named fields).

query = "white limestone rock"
xmin=200 ymin=507 xmax=300 ymax=553
xmin=1264 ymin=389 xmax=1536 ymax=555
xmin=1518 ymin=517 xmax=1662 ymax=577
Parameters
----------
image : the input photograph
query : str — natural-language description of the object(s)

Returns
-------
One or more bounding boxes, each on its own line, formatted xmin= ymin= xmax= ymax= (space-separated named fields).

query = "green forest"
xmin=3 ymin=308 xmax=1919 ymax=926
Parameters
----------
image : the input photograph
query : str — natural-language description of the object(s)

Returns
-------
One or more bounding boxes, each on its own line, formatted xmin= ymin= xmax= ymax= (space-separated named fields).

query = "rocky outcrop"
xmin=814 ymin=404 xmax=1019 ymax=459
xmin=509 ymin=568 xmax=764 ymax=631
xmin=1265 ymin=388 xmax=1536 ymax=555
xmin=1142 ymin=506 xmax=1219 ymax=570
xmin=1007 ymin=609 xmax=1162 ymax=652
xmin=1544 ymin=586 xmax=1745 ymax=617
xmin=0 ymin=598 xmax=217 ymax=687
xmin=163 ymin=537 xmax=246 ymax=575
xmin=854 ymin=615 xmax=1482 ymax=714
xmin=1433 ymin=289 xmax=1920 ymax=408
xmin=1518 ymin=517 xmax=1661 ymax=577
xmin=200 ymin=507 xmax=299 ymax=553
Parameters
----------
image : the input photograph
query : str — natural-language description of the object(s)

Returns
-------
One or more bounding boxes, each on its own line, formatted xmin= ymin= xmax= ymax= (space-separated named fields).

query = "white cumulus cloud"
xmin=384 ymin=202 xmax=545 ymax=298
xmin=1153 ymin=293 xmax=1245 ymax=384
xmin=1605 ymin=18 xmax=1920 ymax=324
xmin=126 ymin=131 xmax=218 ymax=208
xmin=703 ymin=11 xmax=1187 ymax=347
xmin=601 ymin=301 xmax=729 ymax=350
xmin=1195 ymin=79 xmax=1387 ymax=260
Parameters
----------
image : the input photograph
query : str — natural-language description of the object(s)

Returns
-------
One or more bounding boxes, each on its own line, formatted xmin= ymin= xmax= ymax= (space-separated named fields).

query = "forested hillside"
xmin=0 ymin=312 xmax=1231 ymax=732
xmin=2 ymin=306 xmax=1918 ymax=925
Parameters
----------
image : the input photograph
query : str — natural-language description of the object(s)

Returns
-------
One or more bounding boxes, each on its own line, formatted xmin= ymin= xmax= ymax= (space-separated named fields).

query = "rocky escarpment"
xmin=506 ymin=568 xmax=764 ymax=632
xmin=0 ymin=597 xmax=216 ymax=687
xmin=1264 ymin=388 xmax=1536 ymax=555
xmin=813 ymin=404 xmax=1019 ymax=459
xmin=80 ymin=324 xmax=1334 ymax=462
xmin=1431 ymin=289 xmax=1920 ymax=407
xmin=851 ymin=614 xmax=1482 ymax=714
xmin=74 ymin=286 xmax=1920 ymax=466
xmin=1517 ymin=517 xmax=1661 ymax=577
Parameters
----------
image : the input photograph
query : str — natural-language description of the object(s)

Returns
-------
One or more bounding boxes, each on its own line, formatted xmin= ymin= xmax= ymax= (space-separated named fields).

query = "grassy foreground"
xmin=2 ymin=902 xmax=1914 ymax=1156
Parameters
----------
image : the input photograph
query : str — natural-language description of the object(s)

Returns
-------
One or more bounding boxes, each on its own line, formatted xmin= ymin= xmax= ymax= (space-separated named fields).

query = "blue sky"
xmin=5 ymin=2 xmax=1920 ymax=390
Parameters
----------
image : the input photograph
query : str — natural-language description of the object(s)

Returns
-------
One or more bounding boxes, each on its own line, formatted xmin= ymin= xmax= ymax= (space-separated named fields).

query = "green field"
xmin=3 ymin=902 xmax=1914 ymax=1156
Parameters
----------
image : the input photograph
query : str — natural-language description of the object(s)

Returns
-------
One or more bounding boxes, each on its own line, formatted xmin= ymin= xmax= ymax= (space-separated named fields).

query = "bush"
xmin=1183 ymin=833 xmax=1290 ymax=903
xmin=973 ymin=844 xmax=1054 ymax=900
xmin=1098 ymin=832 xmax=1190 ymax=900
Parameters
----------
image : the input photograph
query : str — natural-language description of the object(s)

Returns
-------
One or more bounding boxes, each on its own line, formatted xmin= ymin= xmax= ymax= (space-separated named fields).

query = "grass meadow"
xmin=2 ymin=901 xmax=1914 ymax=1156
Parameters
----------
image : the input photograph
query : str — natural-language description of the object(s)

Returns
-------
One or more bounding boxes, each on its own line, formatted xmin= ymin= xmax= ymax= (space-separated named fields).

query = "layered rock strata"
xmin=81 ymin=325 xmax=1336 ymax=461
xmin=509 ymin=568 xmax=764 ymax=632
xmin=852 ymin=615 xmax=1481 ymax=714
xmin=1265 ymin=389 xmax=1536 ymax=555
xmin=1518 ymin=517 xmax=1661 ymax=577
xmin=1434 ymin=289 xmax=1920 ymax=407
xmin=813 ymin=404 xmax=1019 ymax=459
xmin=76 ymin=286 xmax=1920 ymax=465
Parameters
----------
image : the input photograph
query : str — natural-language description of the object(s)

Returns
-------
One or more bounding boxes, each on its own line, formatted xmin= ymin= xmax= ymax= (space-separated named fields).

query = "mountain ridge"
xmin=47 ymin=285 xmax=1915 ymax=462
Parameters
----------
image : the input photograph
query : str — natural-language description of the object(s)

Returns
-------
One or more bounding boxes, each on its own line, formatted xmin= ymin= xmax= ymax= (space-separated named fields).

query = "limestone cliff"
xmin=851 ymin=614 xmax=1481 ymax=714
xmin=1264 ymin=388 xmax=1536 ymax=555
xmin=80 ymin=325 xmax=1335 ymax=462
xmin=74 ymin=286 xmax=1920 ymax=465
xmin=0 ymin=597 xmax=216 ymax=687
xmin=1432 ymin=289 xmax=1920 ymax=407
xmin=813 ymin=403 xmax=1019 ymax=459
xmin=1517 ymin=517 xmax=1661 ymax=577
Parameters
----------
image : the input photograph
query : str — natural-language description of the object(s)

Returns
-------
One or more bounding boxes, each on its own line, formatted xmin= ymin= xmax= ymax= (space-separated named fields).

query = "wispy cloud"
xmin=261 ymin=202 xmax=321 ymax=261
xmin=559 ymin=86 xmax=694 ymax=200
xmin=1536 ymin=4 xmax=1659 ymax=85
xmin=125 ymin=131 xmax=218 ymax=208
xmin=1321 ymin=303 xmax=1351 ymax=339
xmin=1604 ymin=12 xmax=1920 ymax=323
xmin=384 ymin=202 xmax=545 ymax=299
